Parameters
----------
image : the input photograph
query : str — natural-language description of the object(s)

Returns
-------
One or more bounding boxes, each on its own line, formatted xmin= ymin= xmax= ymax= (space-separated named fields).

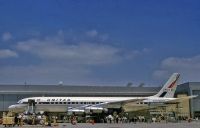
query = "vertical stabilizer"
xmin=154 ymin=73 xmax=180 ymax=98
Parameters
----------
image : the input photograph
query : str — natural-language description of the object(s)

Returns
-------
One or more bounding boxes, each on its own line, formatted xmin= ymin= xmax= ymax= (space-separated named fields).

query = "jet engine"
xmin=68 ymin=109 xmax=85 ymax=115
xmin=85 ymin=107 xmax=108 ymax=113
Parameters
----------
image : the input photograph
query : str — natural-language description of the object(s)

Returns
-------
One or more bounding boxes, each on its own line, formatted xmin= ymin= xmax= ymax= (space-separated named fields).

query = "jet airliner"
xmin=8 ymin=73 xmax=195 ymax=114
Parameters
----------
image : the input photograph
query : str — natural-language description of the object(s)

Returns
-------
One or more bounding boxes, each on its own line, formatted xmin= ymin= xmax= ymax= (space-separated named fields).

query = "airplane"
xmin=8 ymin=73 xmax=196 ymax=114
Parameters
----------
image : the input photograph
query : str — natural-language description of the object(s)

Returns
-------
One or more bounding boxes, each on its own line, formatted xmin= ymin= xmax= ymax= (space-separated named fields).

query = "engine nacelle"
xmin=68 ymin=109 xmax=85 ymax=115
xmin=67 ymin=107 xmax=108 ymax=115
xmin=85 ymin=107 xmax=107 ymax=113
xmin=85 ymin=107 xmax=103 ymax=110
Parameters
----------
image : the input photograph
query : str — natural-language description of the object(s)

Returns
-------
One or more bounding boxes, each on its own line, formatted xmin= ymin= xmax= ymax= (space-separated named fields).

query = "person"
xmin=14 ymin=115 xmax=18 ymax=126
xmin=19 ymin=114 xmax=23 ymax=126
xmin=108 ymin=115 xmax=113 ymax=123
xmin=71 ymin=115 xmax=77 ymax=125
xmin=116 ymin=115 xmax=119 ymax=123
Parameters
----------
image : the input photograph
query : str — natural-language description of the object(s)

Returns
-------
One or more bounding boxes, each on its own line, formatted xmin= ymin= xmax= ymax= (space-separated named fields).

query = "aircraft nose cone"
xmin=8 ymin=105 xmax=15 ymax=109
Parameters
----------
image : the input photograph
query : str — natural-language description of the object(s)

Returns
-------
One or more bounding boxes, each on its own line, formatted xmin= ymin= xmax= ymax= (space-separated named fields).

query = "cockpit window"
xmin=17 ymin=100 xmax=22 ymax=104
xmin=17 ymin=100 xmax=28 ymax=104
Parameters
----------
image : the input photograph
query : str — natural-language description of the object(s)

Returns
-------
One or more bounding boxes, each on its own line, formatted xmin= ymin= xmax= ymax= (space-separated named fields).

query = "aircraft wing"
xmin=85 ymin=97 xmax=147 ymax=108
xmin=104 ymin=97 xmax=147 ymax=105
xmin=68 ymin=97 xmax=147 ymax=111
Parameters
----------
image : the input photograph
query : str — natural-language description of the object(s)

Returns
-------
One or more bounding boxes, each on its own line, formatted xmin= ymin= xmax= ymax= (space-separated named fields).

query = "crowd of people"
xmin=5 ymin=112 xmax=198 ymax=126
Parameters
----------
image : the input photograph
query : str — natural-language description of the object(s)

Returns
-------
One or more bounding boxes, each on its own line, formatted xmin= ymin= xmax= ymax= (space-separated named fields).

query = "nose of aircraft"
xmin=8 ymin=104 xmax=26 ymax=113
xmin=8 ymin=105 xmax=16 ymax=109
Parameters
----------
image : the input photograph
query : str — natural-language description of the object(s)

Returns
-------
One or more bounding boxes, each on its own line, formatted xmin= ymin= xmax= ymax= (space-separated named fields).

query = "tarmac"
xmin=1 ymin=122 xmax=200 ymax=128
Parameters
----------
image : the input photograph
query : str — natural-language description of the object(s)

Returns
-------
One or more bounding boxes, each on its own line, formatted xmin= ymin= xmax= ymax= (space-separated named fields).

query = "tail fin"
xmin=154 ymin=73 xmax=180 ymax=98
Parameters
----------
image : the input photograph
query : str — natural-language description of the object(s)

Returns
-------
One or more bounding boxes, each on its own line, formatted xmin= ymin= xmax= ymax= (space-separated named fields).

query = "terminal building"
xmin=176 ymin=82 xmax=200 ymax=118
xmin=0 ymin=82 xmax=199 ymax=118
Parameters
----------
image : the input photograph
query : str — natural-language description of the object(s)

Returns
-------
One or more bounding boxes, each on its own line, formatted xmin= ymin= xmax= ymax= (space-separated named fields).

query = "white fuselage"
xmin=8 ymin=96 xmax=177 ymax=113
xmin=8 ymin=73 xmax=181 ymax=113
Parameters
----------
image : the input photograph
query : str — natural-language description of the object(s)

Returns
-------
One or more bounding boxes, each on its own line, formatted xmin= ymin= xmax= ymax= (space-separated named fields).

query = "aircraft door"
xmin=28 ymin=99 xmax=36 ymax=114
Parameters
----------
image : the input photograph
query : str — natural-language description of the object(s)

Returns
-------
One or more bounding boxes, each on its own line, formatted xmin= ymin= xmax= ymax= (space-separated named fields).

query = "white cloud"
xmin=124 ymin=50 xmax=140 ymax=60
xmin=0 ymin=49 xmax=18 ymax=58
xmin=124 ymin=48 xmax=151 ymax=60
xmin=153 ymin=70 xmax=169 ymax=80
xmin=2 ymin=32 xmax=12 ymax=41
xmin=57 ymin=30 xmax=64 ymax=36
xmin=16 ymin=36 xmax=129 ymax=65
xmin=0 ymin=65 xmax=91 ymax=84
xmin=154 ymin=55 xmax=200 ymax=82
xmin=85 ymin=30 xmax=109 ymax=41
xmin=161 ymin=56 xmax=200 ymax=69
xmin=142 ymin=48 xmax=151 ymax=53
xmin=86 ymin=30 xmax=98 ymax=37
xmin=99 ymin=34 xmax=109 ymax=41
xmin=0 ymin=30 xmax=146 ymax=85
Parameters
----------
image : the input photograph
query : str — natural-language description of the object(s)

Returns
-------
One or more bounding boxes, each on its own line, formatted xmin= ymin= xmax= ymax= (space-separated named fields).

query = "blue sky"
xmin=0 ymin=0 xmax=200 ymax=86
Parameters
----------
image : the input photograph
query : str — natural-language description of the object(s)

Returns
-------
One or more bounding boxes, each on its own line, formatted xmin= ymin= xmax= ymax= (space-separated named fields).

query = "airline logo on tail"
xmin=156 ymin=73 xmax=180 ymax=98
xmin=167 ymin=74 xmax=180 ymax=89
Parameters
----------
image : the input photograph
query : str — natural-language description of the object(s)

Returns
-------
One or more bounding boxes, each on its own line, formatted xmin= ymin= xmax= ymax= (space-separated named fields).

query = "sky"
xmin=0 ymin=0 xmax=200 ymax=86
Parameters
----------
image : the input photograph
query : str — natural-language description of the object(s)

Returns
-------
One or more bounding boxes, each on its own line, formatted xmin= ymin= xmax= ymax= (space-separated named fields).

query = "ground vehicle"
xmin=2 ymin=117 xmax=15 ymax=127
